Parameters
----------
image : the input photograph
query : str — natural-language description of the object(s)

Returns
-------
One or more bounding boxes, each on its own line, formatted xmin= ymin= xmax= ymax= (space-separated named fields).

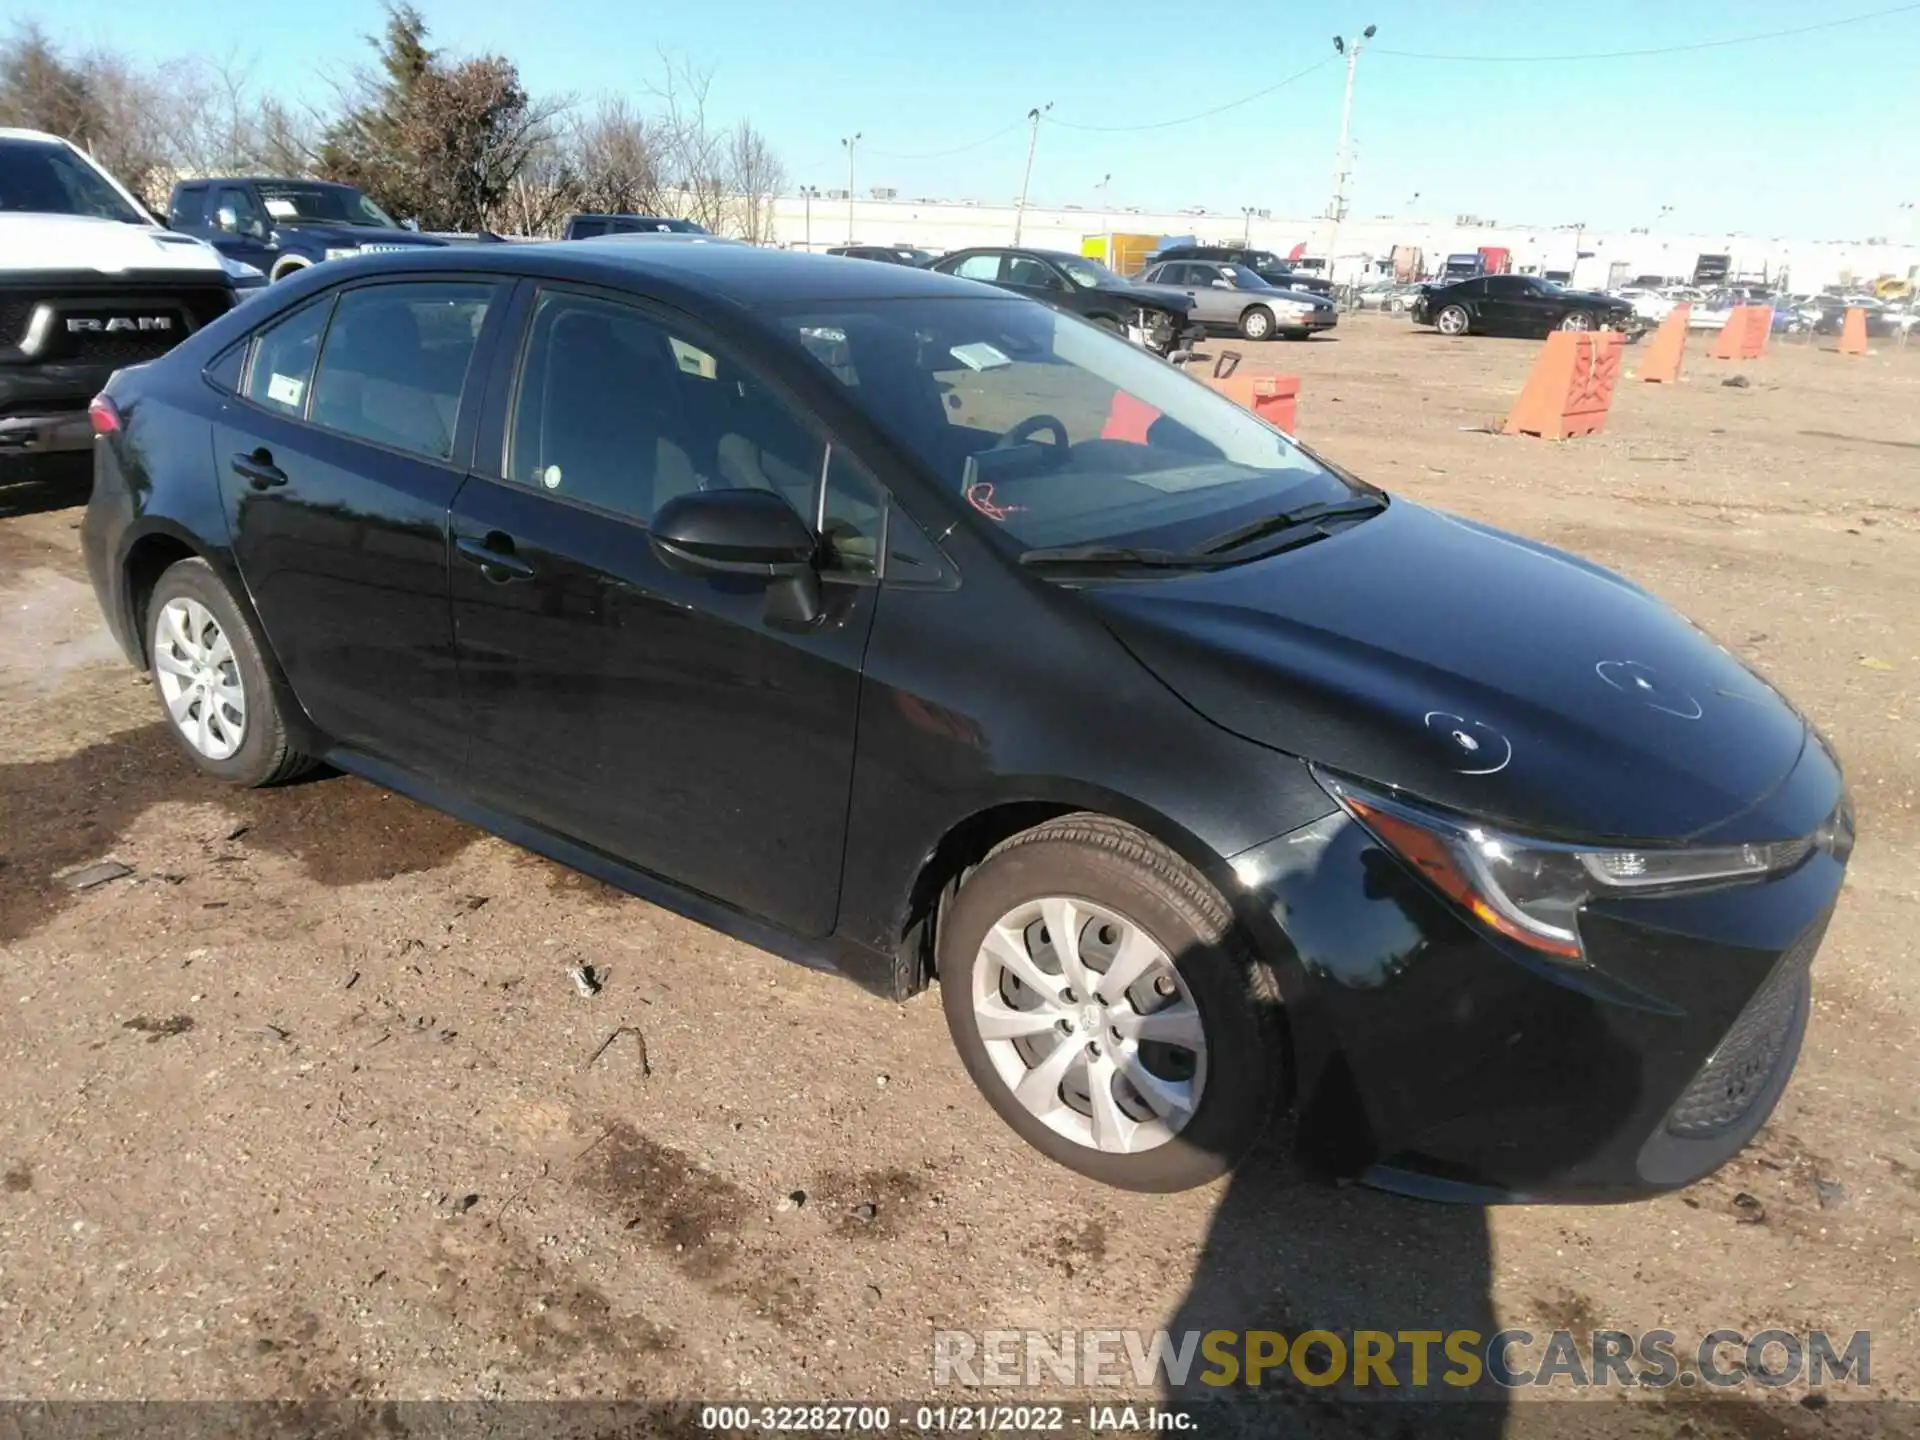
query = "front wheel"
xmin=1434 ymin=304 xmax=1471 ymax=336
xmin=1239 ymin=306 xmax=1274 ymax=341
xmin=939 ymin=814 xmax=1284 ymax=1192
xmin=147 ymin=557 xmax=316 ymax=787
xmin=1559 ymin=311 xmax=1596 ymax=331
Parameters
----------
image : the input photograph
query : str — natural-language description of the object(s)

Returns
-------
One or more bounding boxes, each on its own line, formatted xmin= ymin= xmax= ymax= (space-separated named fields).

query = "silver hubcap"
xmin=971 ymin=897 xmax=1207 ymax=1155
xmin=1246 ymin=311 xmax=1270 ymax=338
xmin=1438 ymin=308 xmax=1466 ymax=334
xmin=154 ymin=598 xmax=246 ymax=760
xmin=1563 ymin=313 xmax=1592 ymax=330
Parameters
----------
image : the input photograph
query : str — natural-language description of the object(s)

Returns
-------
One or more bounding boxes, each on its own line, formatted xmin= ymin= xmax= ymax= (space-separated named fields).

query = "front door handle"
xmin=456 ymin=532 xmax=536 ymax=581
xmin=231 ymin=449 xmax=286 ymax=490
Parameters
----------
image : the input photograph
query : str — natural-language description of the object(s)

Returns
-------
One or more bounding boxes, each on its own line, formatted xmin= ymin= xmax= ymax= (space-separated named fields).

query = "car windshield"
xmin=256 ymin=183 xmax=397 ymax=228
xmin=0 ymin=139 xmax=146 ymax=223
xmin=1220 ymin=264 xmax=1267 ymax=288
xmin=1059 ymin=256 xmax=1122 ymax=289
xmin=775 ymin=296 xmax=1362 ymax=558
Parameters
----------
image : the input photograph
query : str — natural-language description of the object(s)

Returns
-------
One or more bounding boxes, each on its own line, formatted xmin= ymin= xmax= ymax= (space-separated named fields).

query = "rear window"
xmin=0 ymin=138 xmax=146 ymax=223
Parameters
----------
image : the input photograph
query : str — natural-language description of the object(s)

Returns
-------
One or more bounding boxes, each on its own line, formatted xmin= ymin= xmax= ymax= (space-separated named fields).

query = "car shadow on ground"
xmin=0 ymin=454 xmax=91 ymax=521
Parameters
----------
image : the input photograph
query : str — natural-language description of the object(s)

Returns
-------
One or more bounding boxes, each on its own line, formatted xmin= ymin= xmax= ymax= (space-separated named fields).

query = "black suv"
xmin=1145 ymin=245 xmax=1334 ymax=297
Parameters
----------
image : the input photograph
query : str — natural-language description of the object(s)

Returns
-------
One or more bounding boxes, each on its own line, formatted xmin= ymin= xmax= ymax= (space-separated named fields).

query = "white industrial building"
xmin=765 ymin=192 xmax=1920 ymax=294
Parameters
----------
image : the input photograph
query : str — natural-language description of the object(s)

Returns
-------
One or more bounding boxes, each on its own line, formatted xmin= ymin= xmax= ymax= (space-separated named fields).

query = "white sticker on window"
xmin=266 ymin=372 xmax=304 ymax=408
xmin=948 ymin=342 xmax=1012 ymax=372
xmin=263 ymin=198 xmax=297 ymax=219
xmin=541 ymin=465 xmax=563 ymax=490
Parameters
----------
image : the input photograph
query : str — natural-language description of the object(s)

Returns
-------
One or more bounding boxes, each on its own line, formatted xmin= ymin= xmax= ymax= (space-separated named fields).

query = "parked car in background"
xmin=168 ymin=177 xmax=448 ymax=283
xmin=1354 ymin=280 xmax=1423 ymax=313
xmin=1134 ymin=260 xmax=1336 ymax=340
xmin=1142 ymin=245 xmax=1334 ymax=297
xmin=1613 ymin=287 xmax=1678 ymax=323
xmin=827 ymin=245 xmax=932 ymax=265
xmin=1412 ymin=274 xmax=1640 ymax=338
xmin=2 ymin=128 xmax=241 ymax=472
xmin=928 ymin=247 xmax=1198 ymax=354
xmin=561 ymin=213 xmax=710 ymax=240
xmin=80 ymin=241 xmax=1854 ymax=1199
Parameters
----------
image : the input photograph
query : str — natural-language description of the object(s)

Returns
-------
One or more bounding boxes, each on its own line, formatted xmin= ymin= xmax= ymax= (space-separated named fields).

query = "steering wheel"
xmin=995 ymin=413 xmax=1070 ymax=457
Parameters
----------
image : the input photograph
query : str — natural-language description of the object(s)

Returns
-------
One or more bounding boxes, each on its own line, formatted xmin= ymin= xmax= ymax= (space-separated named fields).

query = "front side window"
xmin=1059 ymin=256 xmax=1121 ymax=290
xmin=244 ymin=300 xmax=333 ymax=416
xmin=951 ymin=253 xmax=1003 ymax=282
xmin=215 ymin=186 xmax=265 ymax=232
xmin=307 ymin=282 xmax=494 ymax=459
xmin=507 ymin=291 xmax=822 ymax=527
xmin=774 ymin=296 xmax=1361 ymax=557
xmin=1004 ymin=256 xmax=1058 ymax=289
xmin=170 ymin=188 xmax=207 ymax=226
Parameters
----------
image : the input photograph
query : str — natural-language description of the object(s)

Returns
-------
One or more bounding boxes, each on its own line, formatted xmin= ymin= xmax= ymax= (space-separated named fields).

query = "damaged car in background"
xmin=83 ymin=241 xmax=1851 ymax=1201
xmin=927 ymin=246 xmax=1199 ymax=355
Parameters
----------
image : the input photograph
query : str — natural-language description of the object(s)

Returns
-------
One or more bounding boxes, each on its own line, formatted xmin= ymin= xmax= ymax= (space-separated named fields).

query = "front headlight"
xmin=1321 ymin=774 xmax=1833 ymax=962
xmin=324 ymin=246 xmax=359 ymax=261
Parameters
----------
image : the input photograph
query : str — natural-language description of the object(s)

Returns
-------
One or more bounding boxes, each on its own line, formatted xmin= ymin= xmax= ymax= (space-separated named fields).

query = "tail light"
xmin=88 ymin=394 xmax=121 ymax=436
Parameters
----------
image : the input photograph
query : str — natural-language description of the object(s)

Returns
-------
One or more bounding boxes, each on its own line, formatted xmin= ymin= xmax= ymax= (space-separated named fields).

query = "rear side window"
xmin=204 ymin=340 xmax=246 ymax=393
xmin=952 ymin=253 xmax=1003 ymax=282
xmin=170 ymin=188 xmax=207 ymax=226
xmin=569 ymin=217 xmax=609 ymax=238
xmin=243 ymin=300 xmax=333 ymax=416
xmin=307 ymin=282 xmax=495 ymax=460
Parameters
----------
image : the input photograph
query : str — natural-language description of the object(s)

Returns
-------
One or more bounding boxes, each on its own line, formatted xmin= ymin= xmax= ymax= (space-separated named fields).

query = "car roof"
xmin=308 ymin=238 xmax=995 ymax=307
xmin=179 ymin=176 xmax=353 ymax=189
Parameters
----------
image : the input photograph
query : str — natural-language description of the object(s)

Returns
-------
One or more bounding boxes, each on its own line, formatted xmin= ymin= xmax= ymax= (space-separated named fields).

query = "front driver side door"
xmin=449 ymin=285 xmax=883 ymax=936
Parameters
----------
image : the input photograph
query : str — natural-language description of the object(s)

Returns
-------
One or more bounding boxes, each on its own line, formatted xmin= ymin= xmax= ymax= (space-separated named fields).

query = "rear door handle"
xmin=230 ymin=449 xmax=286 ymax=490
xmin=456 ymin=532 xmax=536 ymax=581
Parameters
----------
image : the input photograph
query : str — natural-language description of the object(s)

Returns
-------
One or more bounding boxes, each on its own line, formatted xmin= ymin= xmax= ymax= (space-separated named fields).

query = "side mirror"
xmin=651 ymin=488 xmax=821 ymax=624
xmin=403 ymin=217 xmax=421 ymax=232
xmin=1210 ymin=279 xmax=1233 ymax=290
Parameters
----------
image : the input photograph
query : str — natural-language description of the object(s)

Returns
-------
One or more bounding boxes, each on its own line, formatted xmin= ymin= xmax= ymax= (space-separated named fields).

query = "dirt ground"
xmin=1 ymin=312 xmax=1916 ymax=1435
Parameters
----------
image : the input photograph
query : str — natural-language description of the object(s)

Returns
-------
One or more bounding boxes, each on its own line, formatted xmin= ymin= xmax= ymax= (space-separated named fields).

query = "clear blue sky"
xmin=37 ymin=0 xmax=1920 ymax=241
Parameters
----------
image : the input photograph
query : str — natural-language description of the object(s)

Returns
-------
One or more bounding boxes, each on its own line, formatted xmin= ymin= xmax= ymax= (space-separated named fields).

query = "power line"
xmin=864 ymin=119 xmax=1026 ymax=160
xmin=1047 ymin=56 xmax=1337 ymax=133
xmin=1374 ymin=2 xmax=1920 ymax=62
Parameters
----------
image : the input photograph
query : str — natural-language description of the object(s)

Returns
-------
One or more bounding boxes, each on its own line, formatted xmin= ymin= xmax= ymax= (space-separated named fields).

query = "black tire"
xmin=938 ymin=813 xmax=1285 ymax=1192
xmin=1239 ymin=306 xmax=1274 ymax=341
xmin=1435 ymin=303 xmax=1471 ymax=336
xmin=146 ymin=557 xmax=317 ymax=787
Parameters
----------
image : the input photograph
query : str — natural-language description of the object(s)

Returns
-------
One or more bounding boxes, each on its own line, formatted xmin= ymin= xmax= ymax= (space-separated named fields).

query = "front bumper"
xmin=1277 ymin=309 xmax=1338 ymax=335
xmin=1229 ymin=746 xmax=1848 ymax=1202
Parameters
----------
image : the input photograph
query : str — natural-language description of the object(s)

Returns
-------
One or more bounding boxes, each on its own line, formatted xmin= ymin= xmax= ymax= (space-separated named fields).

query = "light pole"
xmin=1323 ymin=23 xmax=1376 ymax=278
xmin=1243 ymin=206 xmax=1257 ymax=245
xmin=840 ymin=134 xmax=860 ymax=243
xmin=1095 ymin=172 xmax=1112 ymax=232
xmin=800 ymin=185 xmax=819 ymax=251
xmin=1013 ymin=102 xmax=1052 ymax=245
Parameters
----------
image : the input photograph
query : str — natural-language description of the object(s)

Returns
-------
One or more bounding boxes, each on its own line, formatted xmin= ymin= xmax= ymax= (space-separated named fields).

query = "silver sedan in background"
xmin=1135 ymin=260 xmax=1339 ymax=340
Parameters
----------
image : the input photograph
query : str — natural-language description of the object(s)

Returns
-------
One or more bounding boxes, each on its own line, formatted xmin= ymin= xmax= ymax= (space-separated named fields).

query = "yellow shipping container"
xmin=1082 ymin=233 xmax=1161 ymax=277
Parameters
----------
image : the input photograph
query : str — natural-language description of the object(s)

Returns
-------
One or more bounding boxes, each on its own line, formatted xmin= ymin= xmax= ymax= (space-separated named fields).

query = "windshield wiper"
xmin=1018 ymin=544 xmax=1221 ymax=571
xmin=1193 ymin=495 xmax=1386 ymax=557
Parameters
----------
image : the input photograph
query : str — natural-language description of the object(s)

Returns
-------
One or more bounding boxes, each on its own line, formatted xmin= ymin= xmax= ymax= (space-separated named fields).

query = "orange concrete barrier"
xmin=1638 ymin=303 xmax=1690 ymax=383
xmin=1503 ymin=331 xmax=1625 ymax=440
xmin=1100 ymin=390 xmax=1161 ymax=442
xmin=1709 ymin=307 xmax=1746 ymax=360
xmin=1839 ymin=307 xmax=1869 ymax=355
xmin=1189 ymin=351 xmax=1303 ymax=433
xmin=1740 ymin=305 xmax=1773 ymax=359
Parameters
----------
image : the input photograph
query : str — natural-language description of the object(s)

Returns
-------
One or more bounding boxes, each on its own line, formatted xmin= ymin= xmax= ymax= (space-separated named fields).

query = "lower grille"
xmin=1664 ymin=912 xmax=1830 ymax=1139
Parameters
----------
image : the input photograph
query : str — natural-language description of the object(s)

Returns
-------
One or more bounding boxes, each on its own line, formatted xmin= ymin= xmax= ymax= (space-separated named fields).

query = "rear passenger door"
xmin=214 ymin=276 xmax=507 ymax=779
xmin=448 ymin=285 xmax=884 ymax=936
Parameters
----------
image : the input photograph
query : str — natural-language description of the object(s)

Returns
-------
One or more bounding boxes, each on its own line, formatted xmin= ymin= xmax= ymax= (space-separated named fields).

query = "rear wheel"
xmin=146 ymin=558 xmax=316 ymax=787
xmin=1239 ymin=306 xmax=1274 ymax=341
xmin=939 ymin=814 xmax=1284 ymax=1192
xmin=1435 ymin=304 xmax=1471 ymax=336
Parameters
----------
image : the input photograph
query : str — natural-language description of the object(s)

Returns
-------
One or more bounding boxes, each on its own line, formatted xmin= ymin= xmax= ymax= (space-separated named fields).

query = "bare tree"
xmin=569 ymin=96 xmax=663 ymax=216
xmin=724 ymin=119 xmax=786 ymax=244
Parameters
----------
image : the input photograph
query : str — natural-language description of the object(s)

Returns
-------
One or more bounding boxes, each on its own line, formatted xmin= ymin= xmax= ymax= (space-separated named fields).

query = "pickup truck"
xmin=167 ymin=176 xmax=450 ymax=282
xmin=2 ymin=128 xmax=241 ymax=473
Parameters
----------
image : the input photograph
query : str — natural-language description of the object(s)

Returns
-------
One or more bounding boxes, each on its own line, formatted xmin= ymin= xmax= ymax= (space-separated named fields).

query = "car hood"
xmin=1085 ymin=498 xmax=1810 ymax=843
xmin=0 ymin=213 xmax=227 ymax=274
xmin=1095 ymin=282 xmax=1191 ymax=313
xmin=277 ymin=223 xmax=448 ymax=248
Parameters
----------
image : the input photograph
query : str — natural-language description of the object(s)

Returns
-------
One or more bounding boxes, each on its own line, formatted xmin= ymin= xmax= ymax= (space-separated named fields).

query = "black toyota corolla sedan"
xmin=82 ymin=242 xmax=1851 ymax=1199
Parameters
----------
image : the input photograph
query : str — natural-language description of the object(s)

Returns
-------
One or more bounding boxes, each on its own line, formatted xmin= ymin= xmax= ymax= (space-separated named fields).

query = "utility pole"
xmin=1013 ymin=103 xmax=1052 ymax=246
xmin=800 ymin=185 xmax=819 ymax=250
xmin=841 ymin=134 xmax=860 ymax=243
xmin=1323 ymin=23 xmax=1376 ymax=282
